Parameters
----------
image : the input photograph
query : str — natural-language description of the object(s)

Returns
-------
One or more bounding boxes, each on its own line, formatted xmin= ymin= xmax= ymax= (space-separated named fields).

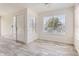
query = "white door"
xmin=16 ymin=14 xmax=25 ymax=44
xmin=12 ymin=16 xmax=17 ymax=40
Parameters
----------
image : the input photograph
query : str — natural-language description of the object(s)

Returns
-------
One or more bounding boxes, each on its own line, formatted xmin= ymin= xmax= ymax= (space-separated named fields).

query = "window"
xmin=43 ymin=15 xmax=65 ymax=34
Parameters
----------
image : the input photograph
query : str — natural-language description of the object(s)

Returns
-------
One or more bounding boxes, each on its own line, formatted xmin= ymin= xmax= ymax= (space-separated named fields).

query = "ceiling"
xmin=23 ymin=3 xmax=74 ymax=13
xmin=0 ymin=3 xmax=74 ymax=16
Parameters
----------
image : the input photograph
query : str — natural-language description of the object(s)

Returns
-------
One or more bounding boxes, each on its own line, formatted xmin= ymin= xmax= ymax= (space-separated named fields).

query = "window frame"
xmin=43 ymin=15 xmax=66 ymax=34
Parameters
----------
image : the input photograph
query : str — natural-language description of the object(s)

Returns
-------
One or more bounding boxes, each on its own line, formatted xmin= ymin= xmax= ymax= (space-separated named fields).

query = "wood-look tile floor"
xmin=0 ymin=37 xmax=78 ymax=56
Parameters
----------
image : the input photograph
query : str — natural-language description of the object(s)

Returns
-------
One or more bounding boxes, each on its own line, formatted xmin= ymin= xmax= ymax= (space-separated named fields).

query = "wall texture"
xmin=38 ymin=7 xmax=74 ymax=44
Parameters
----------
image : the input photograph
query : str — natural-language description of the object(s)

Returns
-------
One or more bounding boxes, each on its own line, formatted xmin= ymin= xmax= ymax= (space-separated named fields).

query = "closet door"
xmin=16 ymin=14 xmax=25 ymax=44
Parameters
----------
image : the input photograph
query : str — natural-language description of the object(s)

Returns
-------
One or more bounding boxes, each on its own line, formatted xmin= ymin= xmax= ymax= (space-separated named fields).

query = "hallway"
xmin=0 ymin=37 xmax=77 ymax=56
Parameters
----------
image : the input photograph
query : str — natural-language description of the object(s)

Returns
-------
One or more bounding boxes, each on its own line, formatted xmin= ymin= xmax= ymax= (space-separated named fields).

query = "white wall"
xmin=27 ymin=8 xmax=38 ymax=43
xmin=74 ymin=4 xmax=79 ymax=54
xmin=38 ymin=7 xmax=74 ymax=44
xmin=1 ymin=15 xmax=13 ymax=39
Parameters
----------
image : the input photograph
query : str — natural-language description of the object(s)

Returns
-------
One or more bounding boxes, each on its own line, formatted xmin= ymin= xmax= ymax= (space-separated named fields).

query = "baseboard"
xmin=39 ymin=39 xmax=74 ymax=46
xmin=16 ymin=40 xmax=26 ymax=44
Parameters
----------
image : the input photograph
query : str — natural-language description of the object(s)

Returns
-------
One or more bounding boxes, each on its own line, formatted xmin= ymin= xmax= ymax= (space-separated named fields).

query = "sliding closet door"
xmin=16 ymin=14 xmax=25 ymax=44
